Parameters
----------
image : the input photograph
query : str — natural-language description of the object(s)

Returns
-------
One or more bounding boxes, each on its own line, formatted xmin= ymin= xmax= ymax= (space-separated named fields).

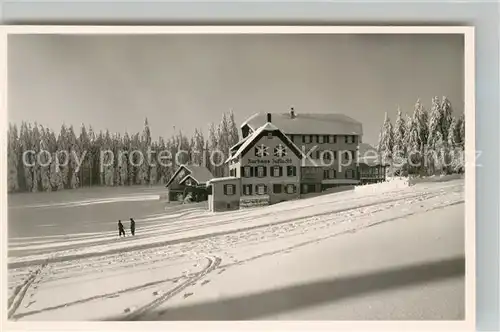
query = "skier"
xmin=118 ymin=220 xmax=126 ymax=237
xmin=130 ymin=218 xmax=136 ymax=236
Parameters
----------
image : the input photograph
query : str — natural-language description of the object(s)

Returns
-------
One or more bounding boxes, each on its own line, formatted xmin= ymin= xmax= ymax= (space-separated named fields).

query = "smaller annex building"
xmin=207 ymin=177 xmax=242 ymax=212
xmin=165 ymin=164 xmax=214 ymax=202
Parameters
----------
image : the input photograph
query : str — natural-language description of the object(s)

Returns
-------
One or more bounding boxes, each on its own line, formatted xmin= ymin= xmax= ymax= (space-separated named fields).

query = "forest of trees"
xmin=377 ymin=96 xmax=466 ymax=177
xmin=7 ymin=97 xmax=466 ymax=194
xmin=7 ymin=111 xmax=240 ymax=193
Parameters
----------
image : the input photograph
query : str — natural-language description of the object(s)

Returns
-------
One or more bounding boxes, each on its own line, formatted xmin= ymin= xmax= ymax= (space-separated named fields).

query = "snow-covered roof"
xmin=207 ymin=177 xmax=240 ymax=184
xmin=227 ymin=122 xmax=303 ymax=162
xmin=165 ymin=164 xmax=214 ymax=188
xmin=241 ymin=112 xmax=363 ymax=136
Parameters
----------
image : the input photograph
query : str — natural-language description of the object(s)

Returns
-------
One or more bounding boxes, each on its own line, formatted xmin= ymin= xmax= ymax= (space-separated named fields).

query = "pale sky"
xmin=8 ymin=33 xmax=464 ymax=145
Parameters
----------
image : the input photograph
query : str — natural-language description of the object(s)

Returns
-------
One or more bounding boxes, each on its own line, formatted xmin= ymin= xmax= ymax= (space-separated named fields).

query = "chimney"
xmin=290 ymin=107 xmax=296 ymax=119
xmin=267 ymin=113 xmax=272 ymax=123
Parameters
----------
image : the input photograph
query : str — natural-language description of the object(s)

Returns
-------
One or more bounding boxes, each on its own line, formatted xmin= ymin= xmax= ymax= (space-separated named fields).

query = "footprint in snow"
xmin=124 ymin=306 xmax=137 ymax=313
xmin=153 ymin=290 xmax=163 ymax=296
xmin=201 ymin=280 xmax=211 ymax=286
xmin=218 ymin=268 xmax=226 ymax=275
xmin=183 ymin=292 xmax=194 ymax=299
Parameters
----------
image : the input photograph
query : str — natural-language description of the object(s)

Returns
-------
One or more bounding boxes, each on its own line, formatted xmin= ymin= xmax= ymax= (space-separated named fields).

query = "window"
xmin=274 ymin=144 xmax=287 ymax=157
xmin=304 ymin=135 xmax=311 ymax=144
xmin=319 ymin=135 xmax=326 ymax=144
xmin=272 ymin=166 xmax=282 ymax=177
xmin=224 ymin=184 xmax=236 ymax=195
xmin=345 ymin=135 xmax=356 ymax=144
xmin=186 ymin=179 xmax=192 ymax=186
xmin=243 ymin=184 xmax=253 ymax=195
xmin=345 ymin=169 xmax=356 ymax=179
xmin=323 ymin=150 xmax=332 ymax=160
xmin=286 ymin=166 xmax=297 ymax=177
xmin=286 ymin=184 xmax=296 ymax=194
xmin=256 ymin=166 xmax=266 ymax=178
xmin=323 ymin=169 xmax=336 ymax=179
xmin=273 ymin=184 xmax=283 ymax=194
xmin=243 ymin=166 xmax=252 ymax=178
xmin=256 ymin=184 xmax=267 ymax=195
xmin=328 ymin=135 xmax=334 ymax=143
xmin=255 ymin=144 xmax=269 ymax=157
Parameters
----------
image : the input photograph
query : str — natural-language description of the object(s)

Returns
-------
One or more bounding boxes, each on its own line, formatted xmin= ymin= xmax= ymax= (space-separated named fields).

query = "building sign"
xmin=247 ymin=158 xmax=293 ymax=165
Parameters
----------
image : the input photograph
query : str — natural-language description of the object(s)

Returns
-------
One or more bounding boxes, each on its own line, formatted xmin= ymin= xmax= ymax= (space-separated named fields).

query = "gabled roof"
xmin=179 ymin=174 xmax=199 ymax=186
xmin=357 ymin=143 xmax=388 ymax=167
xmin=228 ymin=122 xmax=304 ymax=162
xmin=165 ymin=164 xmax=214 ymax=188
xmin=241 ymin=112 xmax=363 ymax=136
xmin=229 ymin=136 xmax=250 ymax=152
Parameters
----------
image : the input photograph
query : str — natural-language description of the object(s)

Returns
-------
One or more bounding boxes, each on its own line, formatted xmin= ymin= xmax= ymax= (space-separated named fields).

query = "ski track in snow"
xmin=7 ymin=180 xmax=465 ymax=321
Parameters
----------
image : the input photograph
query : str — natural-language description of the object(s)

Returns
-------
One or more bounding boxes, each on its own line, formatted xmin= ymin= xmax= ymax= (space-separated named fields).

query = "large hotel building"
xmin=214 ymin=109 xmax=367 ymax=207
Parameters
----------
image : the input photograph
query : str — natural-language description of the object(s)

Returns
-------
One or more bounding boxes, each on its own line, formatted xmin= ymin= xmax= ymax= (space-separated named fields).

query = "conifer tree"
xmin=7 ymin=124 xmax=20 ymax=192
xmin=377 ymin=112 xmax=394 ymax=167
xmin=39 ymin=125 xmax=52 ymax=192
xmin=392 ymin=107 xmax=407 ymax=173
xmin=427 ymin=96 xmax=445 ymax=174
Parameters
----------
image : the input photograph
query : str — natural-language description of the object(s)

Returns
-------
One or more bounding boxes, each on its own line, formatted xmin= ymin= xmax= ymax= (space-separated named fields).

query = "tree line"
xmin=377 ymin=96 xmax=465 ymax=176
xmin=7 ymin=111 xmax=240 ymax=193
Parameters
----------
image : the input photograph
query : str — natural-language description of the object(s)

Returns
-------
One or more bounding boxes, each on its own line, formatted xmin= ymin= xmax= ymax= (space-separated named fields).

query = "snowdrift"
xmin=408 ymin=174 xmax=464 ymax=185
xmin=354 ymin=178 xmax=410 ymax=194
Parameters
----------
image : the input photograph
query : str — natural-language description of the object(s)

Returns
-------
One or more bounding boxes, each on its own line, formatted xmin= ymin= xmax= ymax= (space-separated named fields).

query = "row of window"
xmin=288 ymin=135 xmax=357 ymax=144
xmin=223 ymin=183 xmax=298 ymax=196
xmin=323 ymin=169 xmax=357 ymax=179
xmin=241 ymin=165 xmax=298 ymax=178
xmin=310 ymin=150 xmax=357 ymax=160
xmin=239 ymin=165 xmax=356 ymax=179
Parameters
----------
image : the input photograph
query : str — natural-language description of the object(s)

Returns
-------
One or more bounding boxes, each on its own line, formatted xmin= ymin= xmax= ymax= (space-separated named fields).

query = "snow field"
xmin=8 ymin=179 xmax=464 ymax=320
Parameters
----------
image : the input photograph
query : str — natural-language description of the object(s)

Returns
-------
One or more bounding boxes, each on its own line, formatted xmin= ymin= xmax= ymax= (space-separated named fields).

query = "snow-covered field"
xmin=7 ymin=179 xmax=465 ymax=321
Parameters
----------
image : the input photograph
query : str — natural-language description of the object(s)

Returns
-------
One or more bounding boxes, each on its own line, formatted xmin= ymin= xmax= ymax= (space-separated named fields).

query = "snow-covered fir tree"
xmin=440 ymin=96 xmax=454 ymax=140
xmin=207 ymin=123 xmax=219 ymax=176
xmin=458 ymin=112 xmax=465 ymax=149
xmin=377 ymin=112 xmax=394 ymax=165
xmin=139 ymin=118 xmax=152 ymax=185
xmin=412 ymin=99 xmax=426 ymax=150
xmin=404 ymin=113 xmax=420 ymax=174
xmin=67 ymin=125 xmax=80 ymax=189
xmin=39 ymin=125 xmax=52 ymax=192
xmin=57 ymin=124 xmax=70 ymax=189
xmin=7 ymin=124 xmax=20 ymax=192
xmin=427 ymin=96 xmax=446 ymax=174
xmin=392 ymin=107 xmax=407 ymax=173
xmin=228 ymin=110 xmax=240 ymax=147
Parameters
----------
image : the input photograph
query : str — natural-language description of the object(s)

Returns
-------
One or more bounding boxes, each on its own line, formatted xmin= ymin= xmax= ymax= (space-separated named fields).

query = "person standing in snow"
xmin=118 ymin=220 xmax=126 ymax=237
xmin=130 ymin=218 xmax=136 ymax=236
